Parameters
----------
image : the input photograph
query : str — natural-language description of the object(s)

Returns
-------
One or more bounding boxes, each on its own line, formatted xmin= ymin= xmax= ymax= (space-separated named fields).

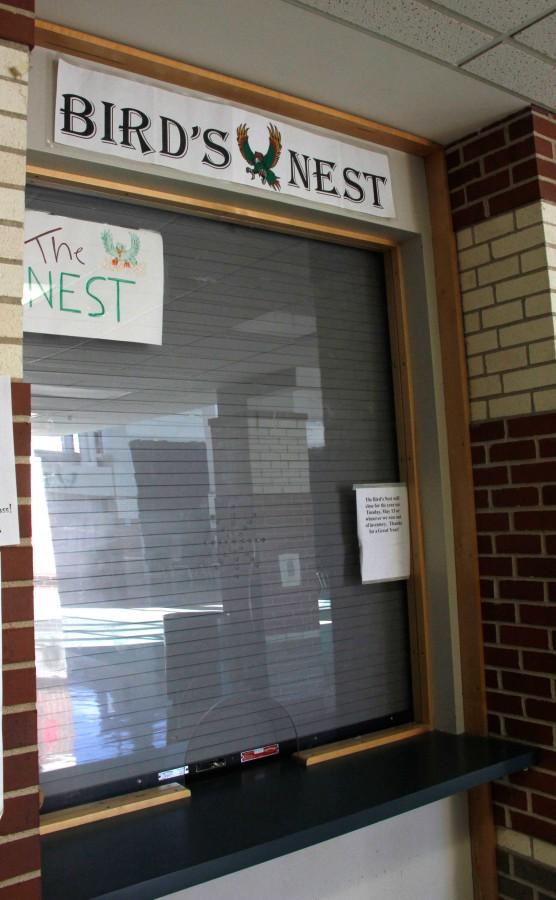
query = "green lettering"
xmin=107 ymin=277 xmax=135 ymax=323
xmin=26 ymin=266 xmax=53 ymax=308
xmin=59 ymin=271 xmax=81 ymax=314
xmin=86 ymin=276 xmax=106 ymax=318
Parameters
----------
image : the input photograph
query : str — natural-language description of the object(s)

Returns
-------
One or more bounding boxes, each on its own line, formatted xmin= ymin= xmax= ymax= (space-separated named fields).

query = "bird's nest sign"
xmin=53 ymin=59 xmax=395 ymax=220
xmin=22 ymin=210 xmax=164 ymax=344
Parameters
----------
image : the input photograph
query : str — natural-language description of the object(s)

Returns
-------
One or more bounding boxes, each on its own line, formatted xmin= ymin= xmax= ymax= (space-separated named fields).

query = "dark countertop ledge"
xmin=41 ymin=730 xmax=536 ymax=900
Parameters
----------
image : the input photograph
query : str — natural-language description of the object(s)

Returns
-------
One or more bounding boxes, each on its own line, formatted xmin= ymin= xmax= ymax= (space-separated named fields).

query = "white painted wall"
xmin=161 ymin=797 xmax=473 ymax=900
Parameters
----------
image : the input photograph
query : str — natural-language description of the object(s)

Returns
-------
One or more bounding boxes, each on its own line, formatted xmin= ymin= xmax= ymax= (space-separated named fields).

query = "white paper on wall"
xmin=23 ymin=210 xmax=164 ymax=344
xmin=354 ymin=483 xmax=410 ymax=584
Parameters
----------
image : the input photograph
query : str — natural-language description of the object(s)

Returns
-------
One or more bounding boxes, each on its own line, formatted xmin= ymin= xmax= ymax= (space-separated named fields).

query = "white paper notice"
xmin=355 ymin=484 xmax=410 ymax=583
xmin=23 ymin=210 xmax=164 ymax=345
xmin=0 ymin=377 xmax=19 ymax=547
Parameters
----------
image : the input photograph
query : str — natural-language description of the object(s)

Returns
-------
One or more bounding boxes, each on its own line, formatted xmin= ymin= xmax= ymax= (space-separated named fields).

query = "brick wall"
xmin=447 ymin=107 xmax=556 ymax=231
xmin=0 ymin=3 xmax=40 ymax=897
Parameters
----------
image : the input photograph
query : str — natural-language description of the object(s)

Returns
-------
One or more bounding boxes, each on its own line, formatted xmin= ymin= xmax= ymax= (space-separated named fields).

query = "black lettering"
xmin=119 ymin=108 xmax=155 ymax=155
xmin=363 ymin=172 xmax=388 ymax=208
xmin=160 ymin=116 xmax=188 ymax=158
xmin=60 ymin=93 xmax=96 ymax=139
xmin=313 ymin=158 xmax=339 ymax=196
xmin=101 ymin=101 xmax=116 ymax=144
xmin=202 ymin=129 xmax=231 ymax=169
xmin=342 ymin=167 xmax=364 ymax=204
xmin=288 ymin=151 xmax=311 ymax=190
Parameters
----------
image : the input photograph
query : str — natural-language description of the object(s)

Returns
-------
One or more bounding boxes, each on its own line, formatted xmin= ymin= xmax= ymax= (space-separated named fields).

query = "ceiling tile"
xmin=464 ymin=42 xmax=556 ymax=108
xmin=432 ymin=0 xmax=556 ymax=33
xmin=293 ymin=0 xmax=493 ymax=63
xmin=514 ymin=11 xmax=556 ymax=57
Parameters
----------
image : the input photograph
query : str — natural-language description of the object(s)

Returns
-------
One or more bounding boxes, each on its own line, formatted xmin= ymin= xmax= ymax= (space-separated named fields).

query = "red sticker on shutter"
xmin=240 ymin=743 xmax=279 ymax=763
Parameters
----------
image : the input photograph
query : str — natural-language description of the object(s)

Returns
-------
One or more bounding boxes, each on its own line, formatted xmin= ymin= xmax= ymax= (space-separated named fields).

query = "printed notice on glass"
xmin=0 ymin=377 xmax=19 ymax=547
xmin=354 ymin=483 xmax=410 ymax=583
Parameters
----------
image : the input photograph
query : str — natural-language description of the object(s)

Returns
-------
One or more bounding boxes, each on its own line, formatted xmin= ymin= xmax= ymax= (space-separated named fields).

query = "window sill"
xmin=41 ymin=730 xmax=536 ymax=900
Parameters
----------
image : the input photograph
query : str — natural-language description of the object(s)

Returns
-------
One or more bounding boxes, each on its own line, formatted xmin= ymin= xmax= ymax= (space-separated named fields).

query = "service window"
xmin=24 ymin=185 xmax=413 ymax=809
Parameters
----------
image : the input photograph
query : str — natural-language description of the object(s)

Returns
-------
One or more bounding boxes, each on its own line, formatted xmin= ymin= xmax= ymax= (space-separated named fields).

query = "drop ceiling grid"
xmin=285 ymin=0 xmax=556 ymax=110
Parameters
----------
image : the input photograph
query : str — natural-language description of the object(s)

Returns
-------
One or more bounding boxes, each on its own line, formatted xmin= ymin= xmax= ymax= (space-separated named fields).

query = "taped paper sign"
xmin=354 ymin=484 xmax=410 ymax=583
xmin=23 ymin=210 xmax=163 ymax=344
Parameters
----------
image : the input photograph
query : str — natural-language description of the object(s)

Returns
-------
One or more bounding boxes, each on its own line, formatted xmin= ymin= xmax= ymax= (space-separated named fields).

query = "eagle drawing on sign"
xmin=101 ymin=229 xmax=141 ymax=268
xmin=237 ymin=123 xmax=282 ymax=191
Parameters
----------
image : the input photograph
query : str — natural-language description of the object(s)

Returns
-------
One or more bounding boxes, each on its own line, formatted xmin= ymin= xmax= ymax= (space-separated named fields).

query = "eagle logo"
xmin=237 ymin=122 xmax=282 ymax=191
xmin=101 ymin=229 xmax=141 ymax=269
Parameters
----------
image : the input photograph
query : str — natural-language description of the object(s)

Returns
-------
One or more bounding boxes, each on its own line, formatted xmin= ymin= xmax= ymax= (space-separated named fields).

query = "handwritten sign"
xmin=54 ymin=59 xmax=395 ymax=220
xmin=23 ymin=210 xmax=163 ymax=344
xmin=354 ymin=483 xmax=410 ymax=583
xmin=0 ymin=377 xmax=19 ymax=548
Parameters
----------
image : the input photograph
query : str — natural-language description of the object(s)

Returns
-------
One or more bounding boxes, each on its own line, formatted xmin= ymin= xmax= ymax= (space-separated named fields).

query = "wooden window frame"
xmin=28 ymin=19 xmax=494 ymax=897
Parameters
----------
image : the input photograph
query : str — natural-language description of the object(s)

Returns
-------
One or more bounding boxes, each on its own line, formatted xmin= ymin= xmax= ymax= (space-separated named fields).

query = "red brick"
xmin=511 ymin=769 xmax=556 ymax=794
xmin=512 ymin=157 xmax=539 ymax=183
xmin=17 ymin=503 xmax=31 ymax=540
xmin=467 ymin=170 xmax=510 ymax=203
xmin=479 ymin=556 xmax=512 ymax=576
xmin=487 ymin=690 xmax=523 ymax=715
xmin=2 ymin=627 xmax=34 ymax=665
xmin=518 ymin=557 xmax=556 ymax=578
xmin=474 ymin=465 xmax=509 ymax=487
xmin=549 ymin=582 xmax=556 ymax=601
xmin=448 ymin=160 xmax=481 ymax=190
xmin=512 ymin=462 xmax=556 ymax=484
xmin=523 ymin=650 xmax=556 ymax=675
xmin=502 ymin=671 xmax=552 ymax=698
xmin=525 ymin=698 xmax=556 ymax=722
xmin=462 ymin=128 xmax=506 ymax=163
xmin=446 ymin=148 xmax=461 ymax=170
xmin=475 ymin=489 xmax=489 ymax=509
xmin=496 ymin=534 xmax=541 ymax=554
xmin=545 ymin=535 xmax=556 ymax=554
xmin=1 ymin=585 xmax=34 ymax=624
xmin=0 ymin=793 xmax=39 ymax=837
xmin=500 ymin=625 xmax=549 ymax=649
xmin=472 ymin=444 xmax=486 ymax=465
xmin=492 ymin=782 xmax=528 ymax=810
xmin=515 ymin=510 xmax=556 ymax=531
xmin=535 ymin=136 xmax=554 ymax=160
xmin=15 ymin=462 xmax=30 ymax=498
xmin=3 ymin=666 xmax=36 ymax=706
xmin=509 ymin=413 xmax=556 ymax=437
xmin=484 ymin=646 xmax=519 ymax=669
xmin=0 ymin=545 xmax=33 ymax=582
xmin=532 ymin=793 xmax=556 ymax=820
xmin=0 ymin=834 xmax=40 ymax=881
xmin=12 ymin=421 xmax=30 ymax=457
xmin=538 ymin=748 xmax=556 ymax=771
xmin=494 ymin=803 xmax=507 ymax=826
xmin=477 ymin=534 xmax=492 ymax=554
xmin=540 ymin=179 xmax=556 ymax=203
xmin=538 ymin=157 xmax=556 ymax=181
xmin=509 ymin=112 xmax=534 ymax=141
xmin=488 ymin=180 xmax=541 ymax=216
xmin=482 ymin=601 xmax=515 ymax=622
xmin=511 ymin=811 xmax=556 ymax=843
xmin=486 ymin=669 xmax=499 ymax=689
xmin=477 ymin=512 xmax=510 ymax=532
xmin=539 ymin=437 xmax=556 ymax=458
xmin=3 ymin=709 xmax=37 ymax=751
xmin=544 ymin=485 xmax=556 ymax=505
xmin=3 ymin=1 xmax=36 ymax=13
xmin=505 ymin=716 xmax=554 ymax=744
xmin=490 ymin=440 xmax=536 ymax=462
xmin=491 ymin=487 xmax=539 ymax=508
xmin=3 ymin=751 xmax=39 ymax=793
xmin=480 ymin=578 xmax=495 ymax=598
xmin=0 ymin=878 xmax=41 ymax=900
xmin=452 ymin=203 xmax=486 ymax=231
xmin=533 ymin=113 xmax=556 ymax=142
xmin=499 ymin=580 xmax=544 ymax=602
xmin=471 ymin=421 xmax=506 ymax=442
xmin=483 ymin=622 xmax=497 ymax=643
xmin=521 ymin=605 xmax=556 ymax=627
xmin=488 ymin=713 xmax=502 ymax=735
xmin=0 ymin=8 xmax=34 ymax=48
xmin=11 ymin=382 xmax=30 ymax=417
xmin=450 ymin=188 xmax=465 ymax=209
